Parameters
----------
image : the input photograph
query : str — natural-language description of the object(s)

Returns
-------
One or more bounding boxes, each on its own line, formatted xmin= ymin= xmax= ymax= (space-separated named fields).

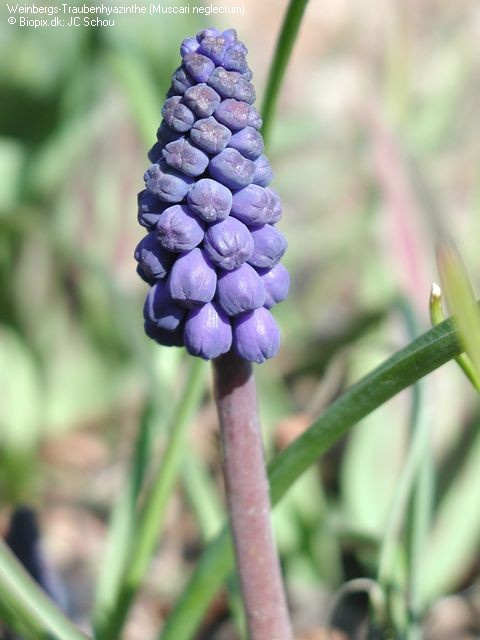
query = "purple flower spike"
xmin=216 ymin=263 xmax=265 ymax=316
xmin=180 ymin=37 xmax=199 ymax=57
xmin=187 ymin=178 xmax=232 ymax=222
xmin=258 ymin=263 xmax=290 ymax=308
xmin=230 ymin=184 xmax=273 ymax=226
xmin=168 ymin=247 xmax=217 ymax=308
xmin=209 ymin=148 xmax=256 ymax=190
xmin=171 ymin=66 xmax=195 ymax=95
xmin=183 ymin=84 xmax=221 ymax=118
xmin=156 ymin=204 xmax=204 ymax=252
xmin=208 ymin=67 xmax=256 ymax=104
xmin=144 ymin=320 xmax=184 ymax=347
xmin=134 ymin=232 xmax=174 ymax=280
xmin=162 ymin=96 xmax=195 ymax=133
xmin=137 ymin=189 xmax=170 ymax=229
xmin=136 ymin=28 xmax=288 ymax=361
xmin=252 ymin=154 xmax=273 ymax=187
xmin=265 ymin=187 xmax=282 ymax=223
xmin=190 ymin=117 xmax=231 ymax=154
xmin=184 ymin=302 xmax=232 ymax=359
xmin=144 ymin=162 xmax=193 ymax=202
xmin=143 ymin=280 xmax=185 ymax=331
xmin=183 ymin=52 xmax=215 ymax=83
xmin=248 ymin=225 xmax=288 ymax=269
xmin=233 ymin=308 xmax=280 ymax=364
xmin=204 ymin=217 xmax=254 ymax=270
xmin=198 ymin=35 xmax=229 ymax=66
xmin=228 ymin=126 xmax=264 ymax=160
xmin=162 ymin=138 xmax=209 ymax=177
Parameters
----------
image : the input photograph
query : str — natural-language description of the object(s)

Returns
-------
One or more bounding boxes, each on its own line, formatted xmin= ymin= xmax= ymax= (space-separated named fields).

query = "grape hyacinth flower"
xmin=134 ymin=29 xmax=293 ymax=640
xmin=135 ymin=27 xmax=288 ymax=364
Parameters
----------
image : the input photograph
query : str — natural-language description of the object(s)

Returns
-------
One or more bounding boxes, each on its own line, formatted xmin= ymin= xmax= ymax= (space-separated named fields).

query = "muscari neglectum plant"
xmin=135 ymin=26 xmax=293 ymax=640
xmin=1 ymin=5 xmax=480 ymax=640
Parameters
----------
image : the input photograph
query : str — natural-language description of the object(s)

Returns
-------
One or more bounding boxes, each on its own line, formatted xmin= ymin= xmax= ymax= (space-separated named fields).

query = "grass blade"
xmin=0 ymin=541 xmax=88 ymax=640
xmin=261 ymin=0 xmax=310 ymax=144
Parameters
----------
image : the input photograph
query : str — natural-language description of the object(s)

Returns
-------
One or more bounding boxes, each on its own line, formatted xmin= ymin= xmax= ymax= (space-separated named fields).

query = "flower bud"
xmin=233 ymin=308 xmax=280 ymax=363
xmin=144 ymin=161 xmax=194 ymax=202
xmin=214 ymin=99 xmax=262 ymax=131
xmin=198 ymin=35 xmax=229 ymax=66
xmin=223 ymin=45 xmax=249 ymax=74
xmin=134 ymin=232 xmax=174 ymax=280
xmin=183 ymin=83 xmax=221 ymax=118
xmin=156 ymin=204 xmax=204 ymax=252
xmin=162 ymin=138 xmax=209 ymax=177
xmin=180 ymin=37 xmax=199 ymax=57
xmin=171 ymin=66 xmax=195 ymax=94
xmin=216 ymin=263 xmax=265 ymax=316
xmin=228 ymin=126 xmax=264 ymax=160
xmin=214 ymin=98 xmax=250 ymax=130
xmin=190 ymin=116 xmax=231 ymax=154
xmin=265 ymin=187 xmax=282 ymax=223
xmin=168 ymin=247 xmax=217 ymax=308
xmin=208 ymin=67 xmax=256 ymax=104
xmin=187 ymin=178 xmax=232 ymax=222
xmin=203 ymin=217 xmax=253 ymax=270
xmin=162 ymin=96 xmax=195 ymax=133
xmin=258 ymin=263 xmax=290 ymax=308
xmin=137 ymin=189 xmax=170 ymax=229
xmin=196 ymin=28 xmax=221 ymax=43
xmin=143 ymin=280 xmax=185 ymax=331
xmin=230 ymin=184 xmax=273 ymax=226
xmin=183 ymin=52 xmax=215 ymax=83
xmin=248 ymin=225 xmax=287 ymax=269
xmin=184 ymin=302 xmax=232 ymax=359
xmin=209 ymin=148 xmax=256 ymax=190
xmin=252 ymin=154 xmax=273 ymax=187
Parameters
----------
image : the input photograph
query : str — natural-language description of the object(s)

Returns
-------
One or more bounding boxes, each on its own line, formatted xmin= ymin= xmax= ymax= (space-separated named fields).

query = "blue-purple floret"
xmin=135 ymin=28 xmax=289 ymax=363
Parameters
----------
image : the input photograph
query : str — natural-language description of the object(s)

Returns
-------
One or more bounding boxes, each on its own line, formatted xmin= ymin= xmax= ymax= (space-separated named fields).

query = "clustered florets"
xmin=135 ymin=27 xmax=289 ymax=363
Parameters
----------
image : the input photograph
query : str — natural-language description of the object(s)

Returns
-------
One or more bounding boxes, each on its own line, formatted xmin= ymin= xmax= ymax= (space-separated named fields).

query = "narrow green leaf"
xmin=0 ymin=541 xmax=87 ymax=640
xmin=161 ymin=314 xmax=464 ymax=639
xmin=261 ymin=0 xmax=310 ymax=144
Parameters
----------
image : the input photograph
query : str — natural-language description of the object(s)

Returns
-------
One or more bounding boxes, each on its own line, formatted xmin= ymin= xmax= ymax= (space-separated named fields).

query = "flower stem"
xmin=212 ymin=351 xmax=292 ymax=640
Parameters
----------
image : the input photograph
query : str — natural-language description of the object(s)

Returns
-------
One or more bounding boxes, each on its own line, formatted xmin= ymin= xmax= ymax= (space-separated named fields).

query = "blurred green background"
xmin=1 ymin=0 xmax=480 ymax=637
